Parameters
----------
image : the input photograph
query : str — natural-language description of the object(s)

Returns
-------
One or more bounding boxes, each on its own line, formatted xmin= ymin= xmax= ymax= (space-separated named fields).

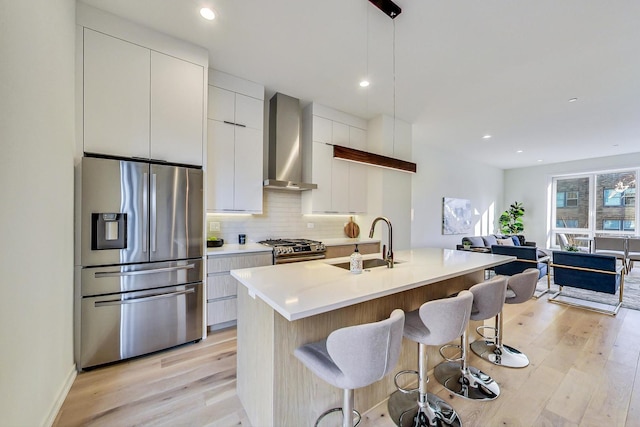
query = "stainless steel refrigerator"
xmin=75 ymin=156 xmax=204 ymax=370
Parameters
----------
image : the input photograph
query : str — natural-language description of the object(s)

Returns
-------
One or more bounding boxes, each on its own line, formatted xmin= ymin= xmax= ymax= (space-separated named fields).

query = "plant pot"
xmin=207 ymin=239 xmax=224 ymax=248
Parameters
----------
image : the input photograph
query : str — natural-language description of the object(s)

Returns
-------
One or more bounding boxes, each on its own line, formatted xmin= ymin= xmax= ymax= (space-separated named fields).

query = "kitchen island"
xmin=231 ymin=247 xmax=514 ymax=426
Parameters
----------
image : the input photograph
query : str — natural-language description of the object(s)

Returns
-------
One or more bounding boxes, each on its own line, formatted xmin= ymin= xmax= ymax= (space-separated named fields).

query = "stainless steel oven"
xmin=257 ymin=239 xmax=326 ymax=264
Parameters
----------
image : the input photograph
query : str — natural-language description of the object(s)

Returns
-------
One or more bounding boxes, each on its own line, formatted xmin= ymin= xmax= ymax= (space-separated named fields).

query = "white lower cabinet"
xmin=206 ymin=252 xmax=272 ymax=329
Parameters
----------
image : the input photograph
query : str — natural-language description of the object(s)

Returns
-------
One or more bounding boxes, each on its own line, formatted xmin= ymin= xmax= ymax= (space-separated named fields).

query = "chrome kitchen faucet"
xmin=369 ymin=216 xmax=394 ymax=268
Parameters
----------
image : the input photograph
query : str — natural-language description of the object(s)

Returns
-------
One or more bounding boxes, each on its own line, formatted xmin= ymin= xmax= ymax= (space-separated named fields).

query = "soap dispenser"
xmin=350 ymin=244 xmax=363 ymax=274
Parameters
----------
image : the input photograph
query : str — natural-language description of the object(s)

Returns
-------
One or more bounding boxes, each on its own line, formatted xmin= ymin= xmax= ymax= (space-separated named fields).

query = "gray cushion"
xmin=403 ymin=291 xmax=473 ymax=346
xmin=505 ymin=268 xmax=539 ymax=304
xmin=482 ymin=235 xmax=499 ymax=247
xmin=469 ymin=276 xmax=507 ymax=321
xmin=464 ymin=236 xmax=485 ymax=247
xmin=295 ymin=309 xmax=405 ymax=390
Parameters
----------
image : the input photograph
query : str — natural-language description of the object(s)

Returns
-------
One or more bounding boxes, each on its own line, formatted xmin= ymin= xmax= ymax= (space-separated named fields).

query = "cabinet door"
xmin=207 ymin=120 xmax=235 ymax=211
xmin=331 ymin=121 xmax=350 ymax=212
xmin=311 ymin=141 xmax=333 ymax=213
xmin=150 ymin=52 xmax=204 ymax=166
xmin=233 ymin=126 xmax=263 ymax=212
xmin=348 ymin=127 xmax=367 ymax=213
xmin=312 ymin=116 xmax=332 ymax=144
xmin=208 ymin=86 xmax=235 ymax=122
xmin=83 ymin=29 xmax=150 ymax=158
xmin=235 ymin=94 xmax=263 ymax=130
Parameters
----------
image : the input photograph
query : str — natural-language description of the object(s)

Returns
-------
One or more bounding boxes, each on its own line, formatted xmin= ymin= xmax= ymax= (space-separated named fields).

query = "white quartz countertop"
xmin=206 ymin=243 xmax=273 ymax=256
xmin=231 ymin=247 xmax=514 ymax=321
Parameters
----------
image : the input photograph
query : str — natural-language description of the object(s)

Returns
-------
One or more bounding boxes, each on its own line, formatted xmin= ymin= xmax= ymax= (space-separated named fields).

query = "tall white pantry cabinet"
xmin=301 ymin=103 xmax=368 ymax=214
xmin=207 ymin=69 xmax=264 ymax=213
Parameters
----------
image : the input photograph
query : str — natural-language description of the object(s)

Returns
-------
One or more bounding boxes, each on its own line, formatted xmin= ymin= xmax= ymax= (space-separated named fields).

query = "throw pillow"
xmin=511 ymin=236 xmax=521 ymax=246
xmin=497 ymin=238 xmax=515 ymax=246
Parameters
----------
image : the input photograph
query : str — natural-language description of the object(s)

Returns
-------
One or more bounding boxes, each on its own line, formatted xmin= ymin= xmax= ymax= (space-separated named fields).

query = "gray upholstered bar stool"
xmin=434 ymin=276 xmax=506 ymax=401
xmin=388 ymin=290 xmax=473 ymax=427
xmin=471 ymin=268 xmax=539 ymax=368
xmin=294 ymin=309 xmax=405 ymax=427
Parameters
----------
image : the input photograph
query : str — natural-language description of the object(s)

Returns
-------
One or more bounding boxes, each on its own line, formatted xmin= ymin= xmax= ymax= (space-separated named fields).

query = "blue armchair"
xmin=490 ymin=245 xmax=551 ymax=295
xmin=550 ymin=251 xmax=624 ymax=315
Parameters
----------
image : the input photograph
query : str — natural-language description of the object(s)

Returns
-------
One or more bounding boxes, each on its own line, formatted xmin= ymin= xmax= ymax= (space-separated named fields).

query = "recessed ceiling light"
xmin=482 ymin=135 xmax=491 ymax=139
xmin=516 ymin=150 xmax=523 ymax=153
xmin=359 ymin=80 xmax=370 ymax=88
xmin=568 ymin=97 xmax=578 ymax=102
xmin=537 ymin=159 xmax=543 ymax=162
xmin=200 ymin=7 xmax=216 ymax=20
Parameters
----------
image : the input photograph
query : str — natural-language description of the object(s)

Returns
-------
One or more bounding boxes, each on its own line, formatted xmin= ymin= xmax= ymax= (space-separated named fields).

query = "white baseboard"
xmin=44 ymin=363 xmax=77 ymax=427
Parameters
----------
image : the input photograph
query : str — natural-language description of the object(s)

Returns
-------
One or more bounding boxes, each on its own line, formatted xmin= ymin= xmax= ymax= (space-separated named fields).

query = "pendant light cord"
xmin=392 ymin=19 xmax=396 ymax=156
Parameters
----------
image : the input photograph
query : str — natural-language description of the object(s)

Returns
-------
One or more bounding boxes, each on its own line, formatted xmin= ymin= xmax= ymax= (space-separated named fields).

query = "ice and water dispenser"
xmin=91 ymin=213 xmax=127 ymax=250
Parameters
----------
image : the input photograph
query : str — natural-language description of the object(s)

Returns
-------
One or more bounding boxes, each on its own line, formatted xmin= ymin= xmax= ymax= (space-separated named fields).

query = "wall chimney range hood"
xmin=263 ymin=93 xmax=317 ymax=191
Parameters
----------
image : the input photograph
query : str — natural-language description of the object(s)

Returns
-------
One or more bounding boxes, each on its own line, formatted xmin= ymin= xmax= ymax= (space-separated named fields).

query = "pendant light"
xmin=333 ymin=0 xmax=417 ymax=174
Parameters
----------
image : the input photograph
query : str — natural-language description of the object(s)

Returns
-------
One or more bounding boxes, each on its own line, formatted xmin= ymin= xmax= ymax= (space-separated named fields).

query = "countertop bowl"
xmin=207 ymin=239 xmax=224 ymax=248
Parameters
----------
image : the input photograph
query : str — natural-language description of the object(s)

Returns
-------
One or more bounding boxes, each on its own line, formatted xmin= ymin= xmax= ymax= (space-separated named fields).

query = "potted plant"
xmin=462 ymin=241 xmax=471 ymax=250
xmin=499 ymin=201 xmax=525 ymax=235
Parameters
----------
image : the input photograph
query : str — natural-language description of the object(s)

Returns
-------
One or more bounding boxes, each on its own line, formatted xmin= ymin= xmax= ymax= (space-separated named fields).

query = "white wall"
xmin=0 ymin=0 xmax=76 ymax=425
xmin=504 ymin=152 xmax=640 ymax=249
xmin=411 ymin=144 xmax=504 ymax=249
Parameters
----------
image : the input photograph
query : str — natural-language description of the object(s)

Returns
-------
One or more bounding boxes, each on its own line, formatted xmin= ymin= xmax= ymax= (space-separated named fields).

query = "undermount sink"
xmin=330 ymin=258 xmax=402 ymax=270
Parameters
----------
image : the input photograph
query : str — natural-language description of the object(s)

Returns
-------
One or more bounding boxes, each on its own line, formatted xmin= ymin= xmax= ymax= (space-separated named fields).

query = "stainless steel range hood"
xmin=263 ymin=93 xmax=317 ymax=190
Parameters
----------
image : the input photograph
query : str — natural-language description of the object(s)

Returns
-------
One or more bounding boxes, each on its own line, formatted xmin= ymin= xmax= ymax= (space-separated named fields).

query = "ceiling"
xmin=79 ymin=0 xmax=640 ymax=169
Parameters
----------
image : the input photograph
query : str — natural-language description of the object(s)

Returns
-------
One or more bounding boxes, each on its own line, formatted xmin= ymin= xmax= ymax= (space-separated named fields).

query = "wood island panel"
xmin=237 ymin=269 xmax=484 ymax=426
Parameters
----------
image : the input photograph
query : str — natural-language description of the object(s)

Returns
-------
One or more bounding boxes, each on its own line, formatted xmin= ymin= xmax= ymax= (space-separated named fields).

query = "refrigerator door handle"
xmin=94 ymin=288 xmax=195 ymax=307
xmin=94 ymin=264 xmax=196 ymax=278
xmin=142 ymin=172 xmax=149 ymax=253
xmin=150 ymin=173 xmax=157 ymax=253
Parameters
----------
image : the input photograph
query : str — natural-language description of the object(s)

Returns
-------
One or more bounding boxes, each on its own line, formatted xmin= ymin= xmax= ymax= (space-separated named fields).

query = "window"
xmin=556 ymin=191 xmax=578 ymax=208
xmin=556 ymin=219 xmax=578 ymax=228
xmin=603 ymin=188 xmax=635 ymax=207
xmin=552 ymin=170 xmax=638 ymax=248
xmin=553 ymin=177 xmax=590 ymax=230
xmin=603 ymin=219 xmax=622 ymax=230
xmin=596 ymin=172 xmax=636 ymax=233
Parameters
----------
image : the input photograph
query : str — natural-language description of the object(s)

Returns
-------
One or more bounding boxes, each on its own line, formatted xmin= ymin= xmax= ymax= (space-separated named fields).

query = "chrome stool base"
xmin=433 ymin=361 xmax=500 ymax=401
xmin=314 ymin=407 xmax=361 ymax=427
xmin=388 ymin=390 xmax=462 ymax=427
xmin=470 ymin=340 xmax=530 ymax=368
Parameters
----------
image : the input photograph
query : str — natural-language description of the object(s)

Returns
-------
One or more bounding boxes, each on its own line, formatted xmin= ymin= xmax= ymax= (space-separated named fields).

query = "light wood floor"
xmin=54 ymin=294 xmax=640 ymax=427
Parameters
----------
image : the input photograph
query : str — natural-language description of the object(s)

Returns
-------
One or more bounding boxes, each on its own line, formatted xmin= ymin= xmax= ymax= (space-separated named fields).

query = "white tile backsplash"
xmin=207 ymin=190 xmax=357 ymax=243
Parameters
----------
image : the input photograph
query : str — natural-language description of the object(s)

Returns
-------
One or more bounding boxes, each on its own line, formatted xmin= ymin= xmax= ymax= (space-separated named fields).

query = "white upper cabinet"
xmin=207 ymin=70 xmax=264 ymax=213
xmin=302 ymin=104 xmax=368 ymax=214
xmin=82 ymin=28 xmax=205 ymax=166
xmin=150 ymin=51 xmax=204 ymax=166
xmin=83 ymin=29 xmax=150 ymax=159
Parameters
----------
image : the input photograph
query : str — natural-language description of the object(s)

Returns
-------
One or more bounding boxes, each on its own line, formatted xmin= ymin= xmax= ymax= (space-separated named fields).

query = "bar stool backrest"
xmin=469 ymin=276 xmax=508 ymax=321
xmin=506 ymin=268 xmax=540 ymax=304
xmin=418 ymin=290 xmax=473 ymax=346
xmin=326 ymin=309 xmax=405 ymax=388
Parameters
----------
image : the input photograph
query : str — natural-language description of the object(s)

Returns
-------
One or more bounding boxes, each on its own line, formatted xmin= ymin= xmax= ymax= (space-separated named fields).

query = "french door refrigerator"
xmin=75 ymin=156 xmax=203 ymax=370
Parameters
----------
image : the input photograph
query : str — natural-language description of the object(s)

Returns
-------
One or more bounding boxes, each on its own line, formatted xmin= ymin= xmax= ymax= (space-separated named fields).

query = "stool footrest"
xmin=476 ymin=324 xmax=497 ymax=341
xmin=393 ymin=369 xmax=420 ymax=394
xmin=438 ymin=343 xmax=463 ymax=363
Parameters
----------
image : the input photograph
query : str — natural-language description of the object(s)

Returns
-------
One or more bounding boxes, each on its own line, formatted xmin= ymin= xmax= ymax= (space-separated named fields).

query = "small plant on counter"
xmin=565 ymin=245 xmax=579 ymax=252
